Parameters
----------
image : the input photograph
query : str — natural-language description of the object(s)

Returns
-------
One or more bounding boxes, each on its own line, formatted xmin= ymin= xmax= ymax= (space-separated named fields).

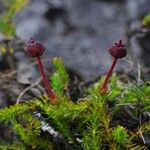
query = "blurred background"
xmin=0 ymin=0 xmax=150 ymax=107
xmin=1 ymin=0 xmax=150 ymax=80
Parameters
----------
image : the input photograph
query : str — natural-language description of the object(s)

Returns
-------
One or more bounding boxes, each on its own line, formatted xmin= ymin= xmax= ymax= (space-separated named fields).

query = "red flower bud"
xmin=99 ymin=40 xmax=127 ymax=94
xmin=26 ymin=38 xmax=45 ymax=57
xmin=25 ymin=38 xmax=57 ymax=104
xmin=108 ymin=40 xmax=127 ymax=59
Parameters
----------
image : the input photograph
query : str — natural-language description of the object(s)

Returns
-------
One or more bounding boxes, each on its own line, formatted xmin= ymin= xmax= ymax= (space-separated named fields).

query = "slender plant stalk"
xmin=100 ymin=40 xmax=127 ymax=94
xmin=101 ymin=57 xmax=117 ymax=89
xmin=36 ymin=57 xmax=57 ymax=103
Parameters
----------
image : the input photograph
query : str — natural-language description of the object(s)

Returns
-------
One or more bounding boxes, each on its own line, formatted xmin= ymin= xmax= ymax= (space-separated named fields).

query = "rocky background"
xmin=13 ymin=0 xmax=150 ymax=82
xmin=0 ymin=0 xmax=150 ymax=108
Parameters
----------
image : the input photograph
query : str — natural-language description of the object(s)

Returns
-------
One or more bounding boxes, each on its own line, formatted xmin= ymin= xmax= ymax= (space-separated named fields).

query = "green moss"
xmin=143 ymin=13 xmax=150 ymax=27
xmin=0 ymin=58 xmax=149 ymax=149
xmin=51 ymin=57 xmax=69 ymax=97
xmin=112 ymin=126 xmax=129 ymax=144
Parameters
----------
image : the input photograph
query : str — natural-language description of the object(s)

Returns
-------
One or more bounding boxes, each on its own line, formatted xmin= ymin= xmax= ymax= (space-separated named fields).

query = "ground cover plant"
xmin=0 ymin=39 xmax=149 ymax=150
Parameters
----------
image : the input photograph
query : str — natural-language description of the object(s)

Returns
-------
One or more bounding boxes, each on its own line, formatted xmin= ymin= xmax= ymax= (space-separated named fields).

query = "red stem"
xmin=36 ymin=57 xmax=57 ymax=103
xmin=102 ymin=57 xmax=118 ymax=89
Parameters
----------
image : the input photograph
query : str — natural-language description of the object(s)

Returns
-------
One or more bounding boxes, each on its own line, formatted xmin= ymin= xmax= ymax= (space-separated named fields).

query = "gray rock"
xmin=14 ymin=0 xmax=150 ymax=82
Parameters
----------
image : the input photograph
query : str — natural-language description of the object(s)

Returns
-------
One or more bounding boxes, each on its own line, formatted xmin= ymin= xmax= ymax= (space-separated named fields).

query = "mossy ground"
xmin=0 ymin=58 xmax=149 ymax=150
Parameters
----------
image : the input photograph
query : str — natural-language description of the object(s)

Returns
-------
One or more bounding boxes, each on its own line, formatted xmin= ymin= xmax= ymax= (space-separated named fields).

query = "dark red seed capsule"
xmin=108 ymin=40 xmax=127 ymax=59
xmin=26 ymin=38 xmax=45 ymax=57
